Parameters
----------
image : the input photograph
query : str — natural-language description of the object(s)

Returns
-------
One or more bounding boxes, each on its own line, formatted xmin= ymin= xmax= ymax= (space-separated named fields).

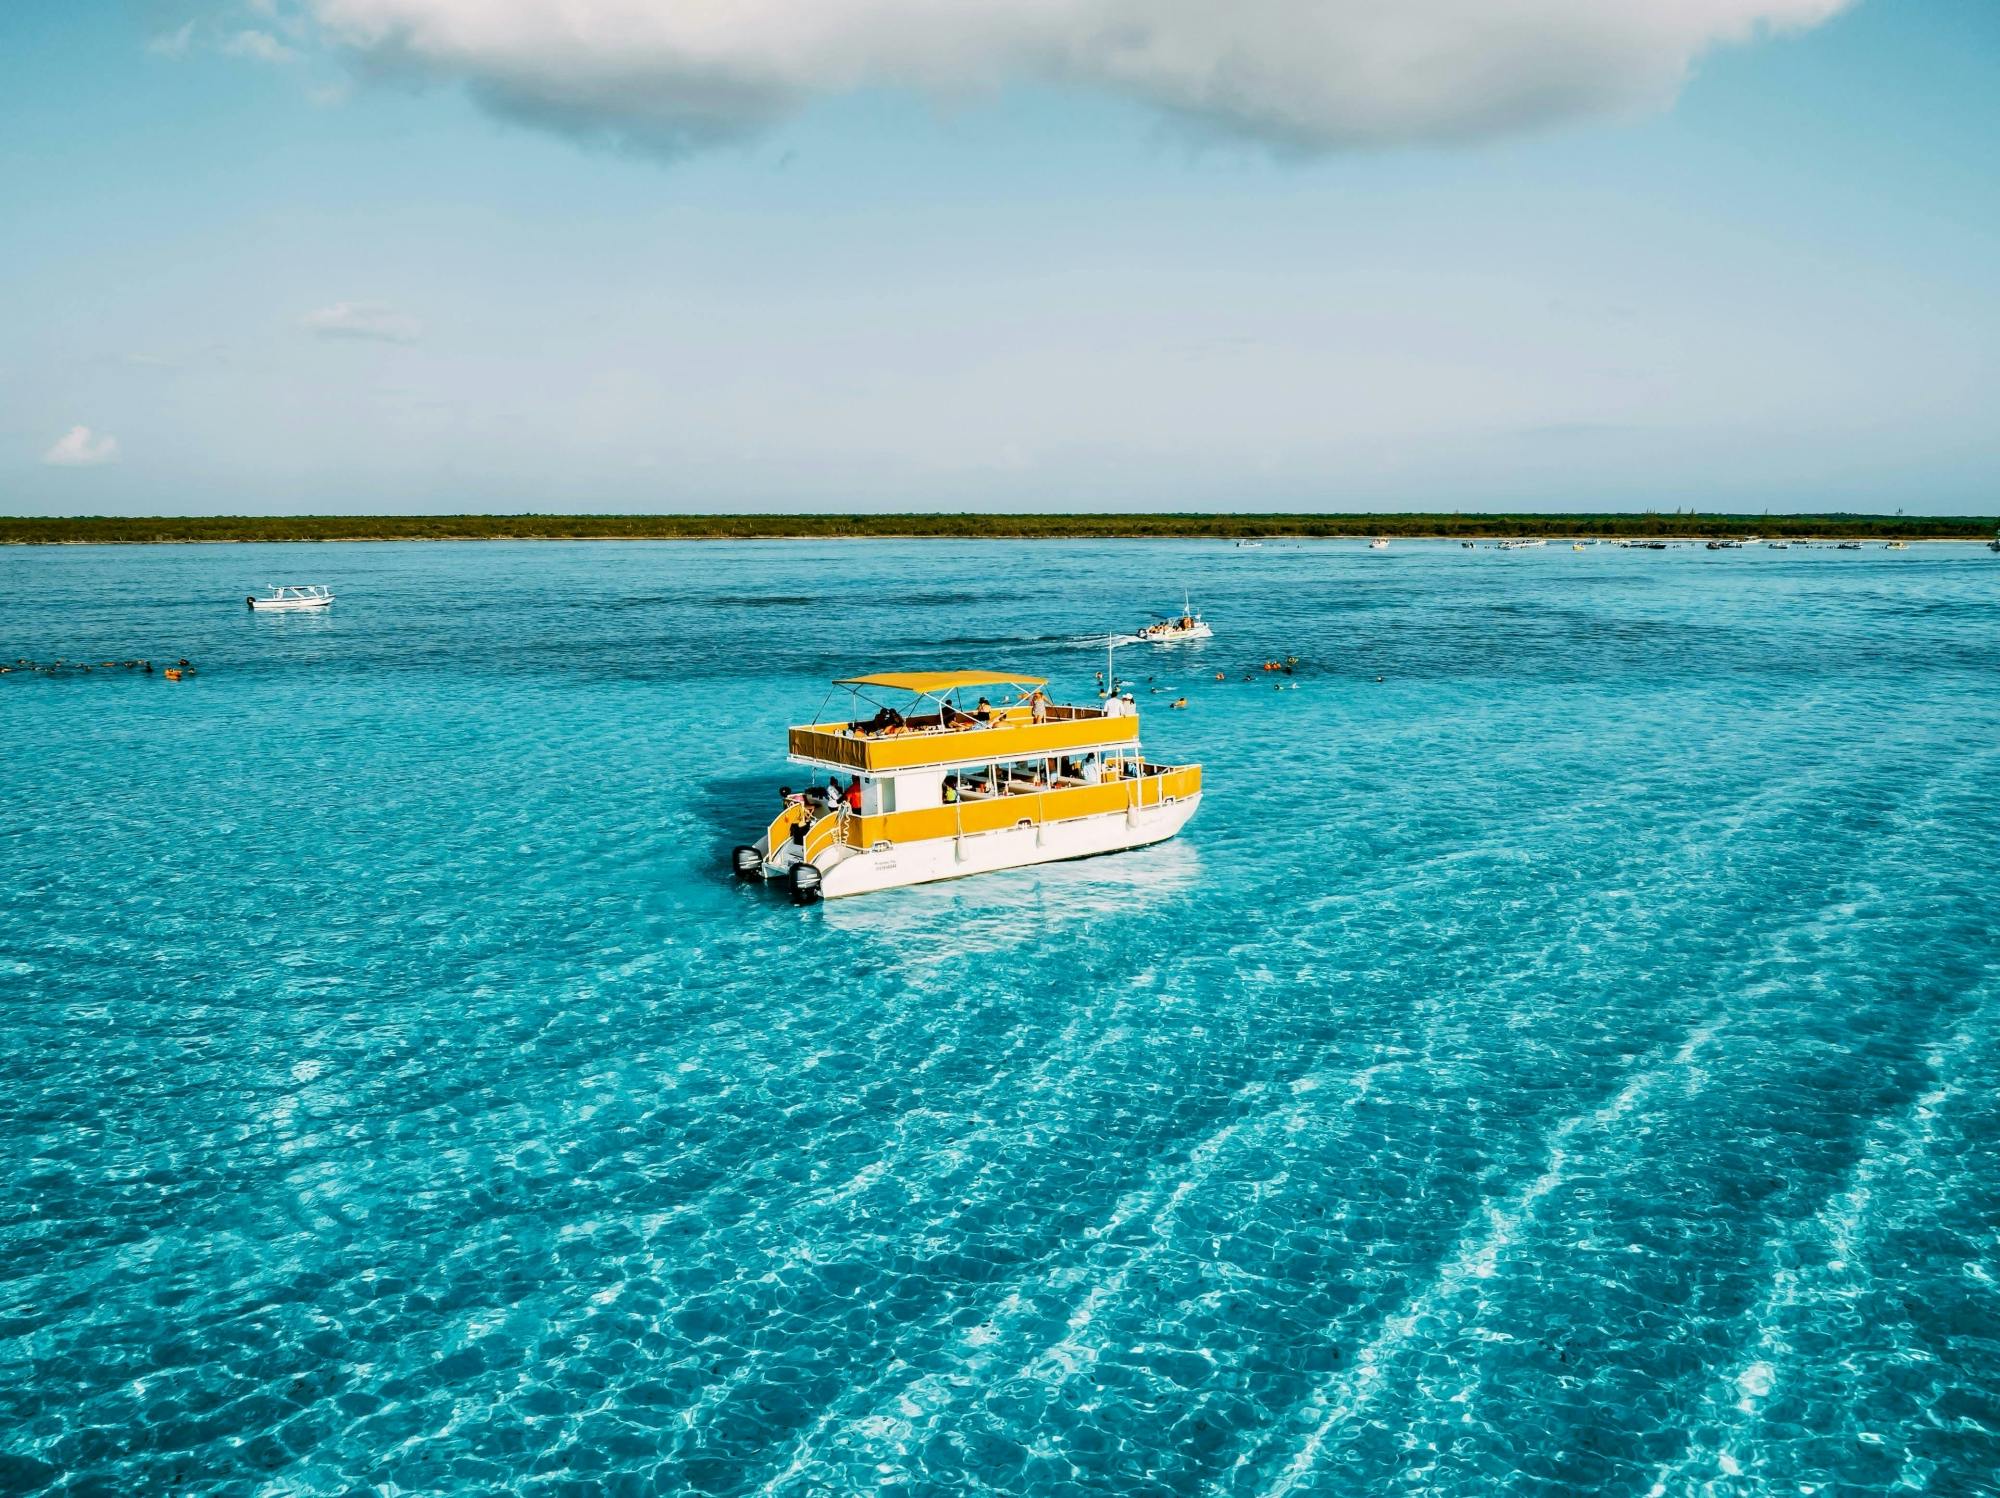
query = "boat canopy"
xmin=834 ymin=671 xmax=1046 ymax=694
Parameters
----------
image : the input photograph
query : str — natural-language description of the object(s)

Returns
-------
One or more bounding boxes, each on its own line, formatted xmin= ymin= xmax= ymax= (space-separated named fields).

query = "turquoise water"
xmin=3 ymin=539 xmax=1997 ymax=1496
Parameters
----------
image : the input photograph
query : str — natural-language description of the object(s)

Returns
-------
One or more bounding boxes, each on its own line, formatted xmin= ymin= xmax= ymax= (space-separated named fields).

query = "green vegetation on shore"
xmin=2 ymin=512 xmax=1993 ymax=545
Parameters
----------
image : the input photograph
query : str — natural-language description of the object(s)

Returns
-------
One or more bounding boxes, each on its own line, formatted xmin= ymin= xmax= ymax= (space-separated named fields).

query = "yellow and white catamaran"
xmin=733 ymin=670 xmax=1203 ymax=901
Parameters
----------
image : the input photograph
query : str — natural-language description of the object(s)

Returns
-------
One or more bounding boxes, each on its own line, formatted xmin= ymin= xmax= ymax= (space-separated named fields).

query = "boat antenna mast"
xmin=1102 ymin=633 xmax=1128 ymax=699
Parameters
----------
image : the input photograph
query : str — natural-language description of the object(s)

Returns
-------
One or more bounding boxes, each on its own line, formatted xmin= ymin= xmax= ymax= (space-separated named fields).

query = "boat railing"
xmin=765 ymin=800 xmax=809 ymax=855
xmin=801 ymin=809 xmax=846 ymax=865
xmin=789 ymin=712 xmax=1139 ymax=772
xmin=843 ymin=764 xmax=1200 ymax=848
xmin=825 ymin=701 xmax=1114 ymax=740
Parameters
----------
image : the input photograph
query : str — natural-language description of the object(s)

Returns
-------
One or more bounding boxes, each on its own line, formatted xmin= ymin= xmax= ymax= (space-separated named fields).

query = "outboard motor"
xmin=731 ymin=846 xmax=763 ymax=881
xmin=789 ymin=862 xmax=824 ymax=905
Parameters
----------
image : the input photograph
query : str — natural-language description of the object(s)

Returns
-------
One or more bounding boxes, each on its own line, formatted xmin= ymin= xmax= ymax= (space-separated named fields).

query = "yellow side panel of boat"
xmin=765 ymin=801 xmax=808 ymax=851
xmin=789 ymin=715 xmax=1142 ymax=772
xmin=801 ymin=812 xmax=845 ymax=863
xmin=845 ymin=765 xmax=1201 ymax=848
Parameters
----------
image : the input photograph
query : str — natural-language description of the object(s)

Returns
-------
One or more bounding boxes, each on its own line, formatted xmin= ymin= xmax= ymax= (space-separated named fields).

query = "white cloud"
xmin=306 ymin=0 xmax=1850 ymax=155
xmin=147 ymin=21 xmax=196 ymax=58
xmin=302 ymin=301 xmax=423 ymax=343
xmin=224 ymin=28 xmax=302 ymax=65
xmin=43 ymin=426 xmax=121 ymax=467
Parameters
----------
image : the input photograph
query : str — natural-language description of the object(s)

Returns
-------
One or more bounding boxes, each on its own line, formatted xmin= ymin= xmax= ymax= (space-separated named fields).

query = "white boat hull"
xmin=1138 ymin=624 xmax=1212 ymax=643
xmin=248 ymin=597 xmax=333 ymax=611
xmin=766 ymin=795 xmax=1201 ymax=898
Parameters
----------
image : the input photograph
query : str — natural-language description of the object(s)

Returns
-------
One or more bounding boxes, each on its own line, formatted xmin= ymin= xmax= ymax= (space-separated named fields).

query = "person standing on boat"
xmin=844 ymin=778 xmax=862 ymax=814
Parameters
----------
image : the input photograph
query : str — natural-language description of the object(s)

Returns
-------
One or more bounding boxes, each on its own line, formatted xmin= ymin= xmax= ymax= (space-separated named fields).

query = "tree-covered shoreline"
xmin=1 ymin=512 xmax=1993 ymax=545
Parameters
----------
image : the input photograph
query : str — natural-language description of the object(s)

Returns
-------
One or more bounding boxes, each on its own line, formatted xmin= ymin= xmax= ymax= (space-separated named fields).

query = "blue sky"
xmin=2 ymin=0 xmax=1996 ymax=515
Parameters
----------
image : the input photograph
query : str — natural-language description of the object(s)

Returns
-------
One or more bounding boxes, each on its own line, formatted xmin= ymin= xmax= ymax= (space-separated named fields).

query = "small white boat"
xmin=1885 ymin=540 xmax=1908 ymax=550
xmin=1136 ymin=591 xmax=1213 ymax=643
xmin=1498 ymin=538 xmax=1548 ymax=550
xmin=247 ymin=584 xmax=334 ymax=611
xmin=1368 ymin=537 xmax=1390 ymax=551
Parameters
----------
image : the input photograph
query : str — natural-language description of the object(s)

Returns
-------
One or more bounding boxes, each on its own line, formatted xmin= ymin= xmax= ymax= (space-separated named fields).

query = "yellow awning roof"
xmin=835 ymin=671 xmax=1047 ymax=694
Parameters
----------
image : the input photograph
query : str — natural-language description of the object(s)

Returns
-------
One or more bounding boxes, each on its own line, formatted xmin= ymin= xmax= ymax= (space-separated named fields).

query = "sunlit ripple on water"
xmin=1 ymin=539 xmax=1997 ymax=1496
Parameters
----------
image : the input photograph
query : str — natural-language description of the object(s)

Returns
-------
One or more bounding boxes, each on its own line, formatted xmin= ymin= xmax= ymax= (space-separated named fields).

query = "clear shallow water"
xmin=2 ymin=538 xmax=1997 ymax=1497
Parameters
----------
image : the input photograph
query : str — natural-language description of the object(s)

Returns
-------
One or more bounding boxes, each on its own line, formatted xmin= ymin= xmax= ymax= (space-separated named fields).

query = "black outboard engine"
xmin=731 ymin=846 xmax=763 ymax=881
xmin=789 ymin=862 xmax=824 ymax=905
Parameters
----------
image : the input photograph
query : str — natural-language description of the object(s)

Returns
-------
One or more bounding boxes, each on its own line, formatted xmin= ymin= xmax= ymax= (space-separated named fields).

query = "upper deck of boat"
xmin=788 ymin=671 xmax=1142 ymax=774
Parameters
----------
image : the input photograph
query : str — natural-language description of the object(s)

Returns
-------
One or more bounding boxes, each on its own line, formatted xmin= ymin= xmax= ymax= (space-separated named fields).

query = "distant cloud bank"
xmin=223 ymin=29 xmax=303 ymax=66
xmin=302 ymin=301 xmax=423 ymax=343
xmin=43 ymin=426 xmax=120 ymax=467
xmin=307 ymin=0 xmax=1850 ymax=155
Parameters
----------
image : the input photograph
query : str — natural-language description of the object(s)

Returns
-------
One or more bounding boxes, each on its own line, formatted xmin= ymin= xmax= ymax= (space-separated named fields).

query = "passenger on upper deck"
xmin=975 ymin=697 xmax=993 ymax=723
xmin=940 ymin=699 xmax=976 ymax=729
xmin=1026 ymin=688 xmax=1050 ymax=724
xmin=857 ymin=705 xmax=905 ymax=735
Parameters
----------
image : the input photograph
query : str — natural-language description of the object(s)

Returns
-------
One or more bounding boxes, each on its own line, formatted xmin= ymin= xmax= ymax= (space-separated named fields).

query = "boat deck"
xmin=789 ymin=702 xmax=1138 ymax=772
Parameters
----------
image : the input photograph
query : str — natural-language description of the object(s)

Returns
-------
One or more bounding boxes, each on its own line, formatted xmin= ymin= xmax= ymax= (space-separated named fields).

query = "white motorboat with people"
xmin=1135 ymin=591 xmax=1212 ymax=643
xmin=1497 ymin=538 xmax=1548 ymax=550
xmin=246 ymin=584 xmax=334 ymax=611
xmin=1368 ymin=537 xmax=1390 ymax=550
xmin=732 ymin=668 xmax=1202 ymax=901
